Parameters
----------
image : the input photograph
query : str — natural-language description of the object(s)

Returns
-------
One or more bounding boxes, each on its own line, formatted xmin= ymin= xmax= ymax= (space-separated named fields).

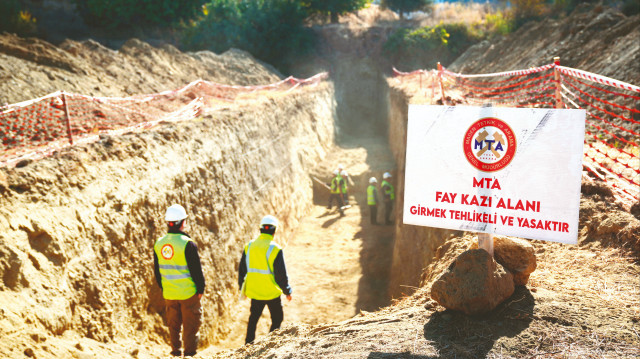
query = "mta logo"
xmin=474 ymin=129 xmax=505 ymax=159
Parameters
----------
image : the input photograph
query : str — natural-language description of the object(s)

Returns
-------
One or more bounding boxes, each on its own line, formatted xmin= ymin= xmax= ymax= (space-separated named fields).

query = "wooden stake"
xmin=62 ymin=91 xmax=73 ymax=145
xmin=478 ymin=233 xmax=494 ymax=257
xmin=553 ymin=57 xmax=563 ymax=109
xmin=437 ymin=62 xmax=447 ymax=105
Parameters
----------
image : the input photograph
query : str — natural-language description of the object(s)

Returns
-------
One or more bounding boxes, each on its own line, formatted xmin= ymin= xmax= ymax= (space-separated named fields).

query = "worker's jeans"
xmin=384 ymin=201 xmax=393 ymax=224
xmin=245 ymin=297 xmax=283 ymax=344
xmin=369 ymin=204 xmax=378 ymax=224
xmin=328 ymin=193 xmax=344 ymax=214
xmin=166 ymin=294 xmax=201 ymax=354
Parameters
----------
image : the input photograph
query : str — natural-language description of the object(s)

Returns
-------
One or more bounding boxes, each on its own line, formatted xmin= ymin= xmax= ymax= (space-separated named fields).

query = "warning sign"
xmin=403 ymin=105 xmax=585 ymax=244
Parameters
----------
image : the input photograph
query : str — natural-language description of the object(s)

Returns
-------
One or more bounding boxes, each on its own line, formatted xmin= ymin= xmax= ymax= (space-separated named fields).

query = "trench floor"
xmin=204 ymin=136 xmax=396 ymax=353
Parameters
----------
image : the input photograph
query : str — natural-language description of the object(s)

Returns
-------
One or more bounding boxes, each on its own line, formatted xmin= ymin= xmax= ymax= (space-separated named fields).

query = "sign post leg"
xmin=478 ymin=233 xmax=494 ymax=257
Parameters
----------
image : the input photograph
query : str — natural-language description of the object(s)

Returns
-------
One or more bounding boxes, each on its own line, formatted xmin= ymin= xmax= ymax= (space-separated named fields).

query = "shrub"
xmin=182 ymin=0 xmax=314 ymax=73
xmin=0 ymin=0 xmax=37 ymax=35
xmin=384 ymin=23 xmax=481 ymax=70
xmin=73 ymin=0 xmax=207 ymax=29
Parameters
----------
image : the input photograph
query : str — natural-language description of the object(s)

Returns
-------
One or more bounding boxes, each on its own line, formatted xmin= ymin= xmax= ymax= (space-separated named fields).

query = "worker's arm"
xmin=238 ymin=250 xmax=247 ymax=288
xmin=185 ymin=241 xmax=205 ymax=295
xmin=273 ymin=251 xmax=292 ymax=296
xmin=153 ymin=252 xmax=162 ymax=290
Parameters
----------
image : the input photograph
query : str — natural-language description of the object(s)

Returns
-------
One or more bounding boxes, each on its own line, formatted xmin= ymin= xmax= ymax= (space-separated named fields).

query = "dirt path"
xmin=201 ymin=136 xmax=396 ymax=354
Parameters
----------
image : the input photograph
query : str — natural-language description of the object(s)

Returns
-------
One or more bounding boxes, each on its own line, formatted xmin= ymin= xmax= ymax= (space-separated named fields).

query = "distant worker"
xmin=338 ymin=164 xmax=354 ymax=205
xmin=340 ymin=170 xmax=350 ymax=205
xmin=154 ymin=204 xmax=205 ymax=358
xmin=328 ymin=169 xmax=345 ymax=216
xmin=381 ymin=172 xmax=395 ymax=225
xmin=367 ymin=177 xmax=379 ymax=225
xmin=238 ymin=215 xmax=292 ymax=344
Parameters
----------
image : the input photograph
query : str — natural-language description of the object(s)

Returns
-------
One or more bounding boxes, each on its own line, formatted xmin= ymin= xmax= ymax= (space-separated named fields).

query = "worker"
xmin=238 ymin=215 xmax=292 ymax=344
xmin=153 ymin=204 xmax=205 ymax=358
xmin=367 ymin=177 xmax=379 ymax=225
xmin=337 ymin=164 xmax=353 ymax=205
xmin=340 ymin=170 xmax=351 ymax=205
xmin=328 ymin=169 xmax=345 ymax=216
xmin=381 ymin=172 xmax=395 ymax=225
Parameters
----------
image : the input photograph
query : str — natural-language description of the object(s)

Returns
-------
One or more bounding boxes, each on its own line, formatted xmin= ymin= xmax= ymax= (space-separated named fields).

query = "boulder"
xmin=430 ymin=249 xmax=514 ymax=315
xmin=493 ymin=236 xmax=537 ymax=286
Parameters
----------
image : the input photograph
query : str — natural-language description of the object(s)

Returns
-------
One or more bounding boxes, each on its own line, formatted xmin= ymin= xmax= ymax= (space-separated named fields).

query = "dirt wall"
xmin=385 ymin=86 xmax=460 ymax=299
xmin=0 ymin=83 xmax=336 ymax=357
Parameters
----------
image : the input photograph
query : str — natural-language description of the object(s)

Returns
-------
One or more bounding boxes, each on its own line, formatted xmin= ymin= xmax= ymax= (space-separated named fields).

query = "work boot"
xmin=184 ymin=352 xmax=197 ymax=357
xmin=170 ymin=350 xmax=181 ymax=357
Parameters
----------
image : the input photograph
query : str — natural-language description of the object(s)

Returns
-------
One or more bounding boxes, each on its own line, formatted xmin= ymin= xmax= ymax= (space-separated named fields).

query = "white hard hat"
xmin=341 ymin=170 xmax=348 ymax=177
xmin=333 ymin=169 xmax=340 ymax=175
xmin=165 ymin=204 xmax=188 ymax=222
xmin=383 ymin=172 xmax=392 ymax=179
xmin=369 ymin=177 xmax=377 ymax=183
xmin=260 ymin=215 xmax=279 ymax=229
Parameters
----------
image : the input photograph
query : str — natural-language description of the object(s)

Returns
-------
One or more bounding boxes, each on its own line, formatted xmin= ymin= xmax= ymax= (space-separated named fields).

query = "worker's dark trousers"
xmin=166 ymin=294 xmax=201 ymax=355
xmin=328 ymin=193 xmax=344 ymax=213
xmin=369 ymin=204 xmax=378 ymax=224
xmin=384 ymin=201 xmax=393 ymax=224
xmin=245 ymin=297 xmax=283 ymax=344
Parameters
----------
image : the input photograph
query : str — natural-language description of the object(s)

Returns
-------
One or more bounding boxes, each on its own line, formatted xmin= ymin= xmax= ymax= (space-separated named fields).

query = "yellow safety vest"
xmin=367 ymin=185 xmax=377 ymax=205
xmin=331 ymin=175 xmax=343 ymax=194
xmin=154 ymin=233 xmax=197 ymax=300
xmin=244 ymin=233 xmax=283 ymax=300
xmin=382 ymin=180 xmax=395 ymax=200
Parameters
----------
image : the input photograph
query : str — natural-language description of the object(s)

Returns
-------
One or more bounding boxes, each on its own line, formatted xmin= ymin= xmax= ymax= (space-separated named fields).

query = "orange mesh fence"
xmin=0 ymin=73 xmax=327 ymax=167
xmin=393 ymin=63 xmax=639 ymax=207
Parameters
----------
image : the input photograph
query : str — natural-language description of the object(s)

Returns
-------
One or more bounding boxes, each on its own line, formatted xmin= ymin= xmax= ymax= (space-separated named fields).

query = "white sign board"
xmin=403 ymin=105 xmax=585 ymax=244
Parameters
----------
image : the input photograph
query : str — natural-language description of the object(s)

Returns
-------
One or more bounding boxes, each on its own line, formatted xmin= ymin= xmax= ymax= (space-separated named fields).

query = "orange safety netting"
xmin=393 ymin=63 xmax=639 ymax=207
xmin=0 ymin=73 xmax=328 ymax=167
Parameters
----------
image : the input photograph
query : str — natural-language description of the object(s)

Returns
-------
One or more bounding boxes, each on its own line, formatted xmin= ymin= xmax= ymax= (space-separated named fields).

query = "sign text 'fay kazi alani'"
xmin=403 ymin=105 xmax=586 ymax=244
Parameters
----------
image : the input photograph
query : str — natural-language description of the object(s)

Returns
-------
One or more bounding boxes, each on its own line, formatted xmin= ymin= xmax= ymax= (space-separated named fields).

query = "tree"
xmin=381 ymin=0 xmax=433 ymax=20
xmin=73 ymin=0 xmax=207 ymax=29
xmin=182 ymin=0 xmax=313 ymax=72
xmin=304 ymin=0 xmax=371 ymax=24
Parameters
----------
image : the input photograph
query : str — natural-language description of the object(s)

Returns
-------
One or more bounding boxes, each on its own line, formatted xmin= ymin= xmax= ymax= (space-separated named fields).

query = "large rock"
xmin=430 ymin=249 xmax=514 ymax=315
xmin=493 ymin=236 xmax=537 ymax=286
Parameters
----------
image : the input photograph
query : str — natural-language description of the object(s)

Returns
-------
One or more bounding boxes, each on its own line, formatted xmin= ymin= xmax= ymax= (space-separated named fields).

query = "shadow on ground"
xmin=423 ymin=286 xmax=535 ymax=358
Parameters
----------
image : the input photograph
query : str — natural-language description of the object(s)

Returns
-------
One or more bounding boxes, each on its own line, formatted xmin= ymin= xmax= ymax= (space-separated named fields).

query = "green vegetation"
xmin=303 ymin=0 xmax=371 ymax=24
xmin=73 ymin=0 xmax=207 ymax=28
xmin=182 ymin=0 xmax=313 ymax=72
xmin=0 ymin=0 xmax=37 ymax=35
xmin=384 ymin=23 xmax=482 ymax=70
xmin=381 ymin=0 xmax=433 ymax=19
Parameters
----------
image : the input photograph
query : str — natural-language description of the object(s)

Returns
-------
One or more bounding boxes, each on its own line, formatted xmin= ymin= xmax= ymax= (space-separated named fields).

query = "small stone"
xmin=24 ymin=348 xmax=35 ymax=357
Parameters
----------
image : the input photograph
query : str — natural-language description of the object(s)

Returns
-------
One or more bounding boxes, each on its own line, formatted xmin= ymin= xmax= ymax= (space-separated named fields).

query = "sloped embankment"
xmin=0 ymin=79 xmax=336 ymax=358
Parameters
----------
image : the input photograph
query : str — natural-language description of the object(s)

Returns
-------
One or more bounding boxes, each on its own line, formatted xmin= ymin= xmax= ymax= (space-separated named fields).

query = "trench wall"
xmin=0 ymin=83 xmax=335 ymax=354
xmin=386 ymin=86 xmax=460 ymax=299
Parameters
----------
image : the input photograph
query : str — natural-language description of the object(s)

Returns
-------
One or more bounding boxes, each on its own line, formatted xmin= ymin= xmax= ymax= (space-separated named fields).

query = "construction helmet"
xmin=369 ymin=177 xmax=377 ymax=184
xmin=333 ymin=169 xmax=340 ymax=175
xmin=260 ymin=215 xmax=279 ymax=229
xmin=165 ymin=204 xmax=188 ymax=222
xmin=341 ymin=170 xmax=348 ymax=177
xmin=383 ymin=172 xmax=392 ymax=179
xmin=338 ymin=163 xmax=344 ymax=170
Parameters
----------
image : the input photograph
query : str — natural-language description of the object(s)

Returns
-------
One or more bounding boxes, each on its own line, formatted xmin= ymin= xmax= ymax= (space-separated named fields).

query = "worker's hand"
xmin=286 ymin=294 xmax=292 ymax=302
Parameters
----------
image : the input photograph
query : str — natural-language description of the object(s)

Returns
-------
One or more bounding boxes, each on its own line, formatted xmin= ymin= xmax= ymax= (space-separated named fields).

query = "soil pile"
xmin=0 ymin=32 xmax=281 ymax=105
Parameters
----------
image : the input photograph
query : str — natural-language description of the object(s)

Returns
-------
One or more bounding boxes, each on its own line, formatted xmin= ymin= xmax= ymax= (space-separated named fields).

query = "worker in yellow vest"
xmin=381 ymin=172 xmax=395 ymax=225
xmin=153 ymin=204 xmax=205 ymax=358
xmin=367 ymin=177 xmax=379 ymax=225
xmin=238 ymin=215 xmax=292 ymax=344
xmin=328 ymin=169 xmax=345 ymax=216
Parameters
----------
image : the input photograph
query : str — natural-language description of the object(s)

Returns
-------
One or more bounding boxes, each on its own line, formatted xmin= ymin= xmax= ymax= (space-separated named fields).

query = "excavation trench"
xmin=0 ymin=63 xmax=421 ymax=357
